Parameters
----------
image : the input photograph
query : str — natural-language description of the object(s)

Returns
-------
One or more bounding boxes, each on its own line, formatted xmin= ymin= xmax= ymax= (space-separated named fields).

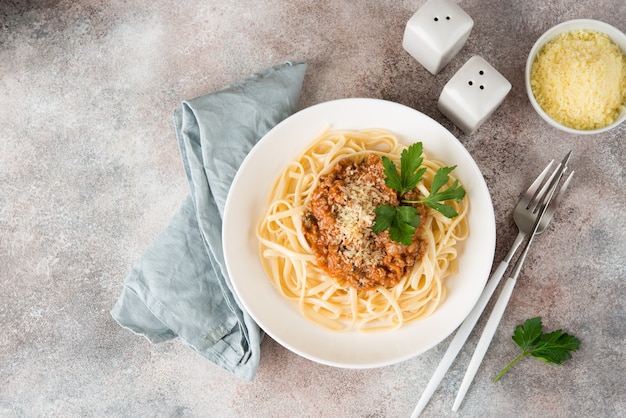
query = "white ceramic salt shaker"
xmin=402 ymin=0 xmax=474 ymax=75
xmin=437 ymin=55 xmax=512 ymax=134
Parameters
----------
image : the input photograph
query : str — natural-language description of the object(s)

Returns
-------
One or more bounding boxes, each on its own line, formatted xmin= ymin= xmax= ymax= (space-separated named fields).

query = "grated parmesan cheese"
xmin=335 ymin=174 xmax=389 ymax=267
xmin=530 ymin=29 xmax=626 ymax=130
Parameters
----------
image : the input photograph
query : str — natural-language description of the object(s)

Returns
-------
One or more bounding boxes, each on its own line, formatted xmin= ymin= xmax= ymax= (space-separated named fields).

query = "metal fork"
xmin=411 ymin=152 xmax=572 ymax=418
xmin=452 ymin=157 xmax=573 ymax=411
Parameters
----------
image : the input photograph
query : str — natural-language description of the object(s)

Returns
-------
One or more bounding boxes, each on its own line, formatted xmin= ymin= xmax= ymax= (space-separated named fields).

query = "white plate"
xmin=223 ymin=98 xmax=495 ymax=368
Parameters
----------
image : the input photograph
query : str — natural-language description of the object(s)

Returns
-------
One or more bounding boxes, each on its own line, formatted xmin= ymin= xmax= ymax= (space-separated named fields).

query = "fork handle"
xmin=411 ymin=259 xmax=509 ymax=417
xmin=452 ymin=276 xmax=517 ymax=411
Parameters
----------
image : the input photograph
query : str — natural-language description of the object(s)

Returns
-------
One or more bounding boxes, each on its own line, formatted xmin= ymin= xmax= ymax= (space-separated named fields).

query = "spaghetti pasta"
xmin=256 ymin=129 xmax=469 ymax=332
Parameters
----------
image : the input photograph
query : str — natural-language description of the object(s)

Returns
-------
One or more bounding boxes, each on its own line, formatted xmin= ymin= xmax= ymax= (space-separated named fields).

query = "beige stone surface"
xmin=1 ymin=1 xmax=624 ymax=417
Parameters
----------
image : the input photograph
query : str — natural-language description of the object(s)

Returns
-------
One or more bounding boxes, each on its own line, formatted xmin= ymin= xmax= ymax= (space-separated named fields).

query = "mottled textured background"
xmin=1 ymin=0 xmax=625 ymax=417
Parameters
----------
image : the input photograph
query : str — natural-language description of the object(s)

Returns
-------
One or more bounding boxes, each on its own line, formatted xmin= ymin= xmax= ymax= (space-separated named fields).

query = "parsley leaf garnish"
xmin=381 ymin=142 xmax=427 ymax=194
xmin=411 ymin=165 xmax=465 ymax=218
xmin=493 ymin=317 xmax=581 ymax=382
xmin=373 ymin=205 xmax=420 ymax=246
xmin=372 ymin=142 xmax=466 ymax=245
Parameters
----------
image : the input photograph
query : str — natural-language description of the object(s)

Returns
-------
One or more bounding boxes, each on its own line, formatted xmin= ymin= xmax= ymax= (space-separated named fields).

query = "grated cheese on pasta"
xmin=333 ymin=162 xmax=390 ymax=267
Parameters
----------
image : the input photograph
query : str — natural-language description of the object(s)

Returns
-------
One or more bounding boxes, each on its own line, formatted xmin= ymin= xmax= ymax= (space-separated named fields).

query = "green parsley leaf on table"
xmin=374 ymin=142 xmax=466 ymax=245
xmin=493 ymin=317 xmax=581 ymax=382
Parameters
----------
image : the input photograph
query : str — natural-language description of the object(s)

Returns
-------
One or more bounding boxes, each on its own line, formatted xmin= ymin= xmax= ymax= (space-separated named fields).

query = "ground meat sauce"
xmin=302 ymin=154 xmax=427 ymax=290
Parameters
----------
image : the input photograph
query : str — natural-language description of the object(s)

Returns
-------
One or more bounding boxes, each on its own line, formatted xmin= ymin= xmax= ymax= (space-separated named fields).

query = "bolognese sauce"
xmin=302 ymin=154 xmax=427 ymax=290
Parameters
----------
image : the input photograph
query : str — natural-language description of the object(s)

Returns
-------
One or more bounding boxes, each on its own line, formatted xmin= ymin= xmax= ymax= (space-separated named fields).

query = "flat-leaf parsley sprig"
xmin=372 ymin=142 xmax=466 ymax=245
xmin=493 ymin=317 xmax=581 ymax=382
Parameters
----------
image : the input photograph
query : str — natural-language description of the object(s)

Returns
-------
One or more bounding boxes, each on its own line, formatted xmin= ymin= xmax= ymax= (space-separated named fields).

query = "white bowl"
xmin=222 ymin=98 xmax=495 ymax=368
xmin=525 ymin=19 xmax=626 ymax=134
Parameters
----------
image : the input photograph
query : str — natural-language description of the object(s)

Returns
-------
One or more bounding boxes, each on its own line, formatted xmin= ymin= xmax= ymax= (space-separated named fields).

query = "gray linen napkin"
xmin=111 ymin=62 xmax=307 ymax=381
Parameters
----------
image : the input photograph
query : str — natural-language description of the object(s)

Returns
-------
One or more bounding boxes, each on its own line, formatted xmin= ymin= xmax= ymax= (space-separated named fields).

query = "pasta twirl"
xmin=256 ymin=129 xmax=469 ymax=332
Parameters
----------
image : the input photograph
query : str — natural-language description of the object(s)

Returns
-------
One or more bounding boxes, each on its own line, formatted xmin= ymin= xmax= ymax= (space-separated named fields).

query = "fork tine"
xmin=527 ymin=150 xmax=573 ymax=212
xmin=543 ymin=151 xmax=572 ymax=206
xmin=520 ymin=160 xmax=554 ymax=207
xmin=538 ymin=170 xmax=574 ymax=233
xmin=550 ymin=170 xmax=574 ymax=210
xmin=528 ymin=163 xmax=561 ymax=212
